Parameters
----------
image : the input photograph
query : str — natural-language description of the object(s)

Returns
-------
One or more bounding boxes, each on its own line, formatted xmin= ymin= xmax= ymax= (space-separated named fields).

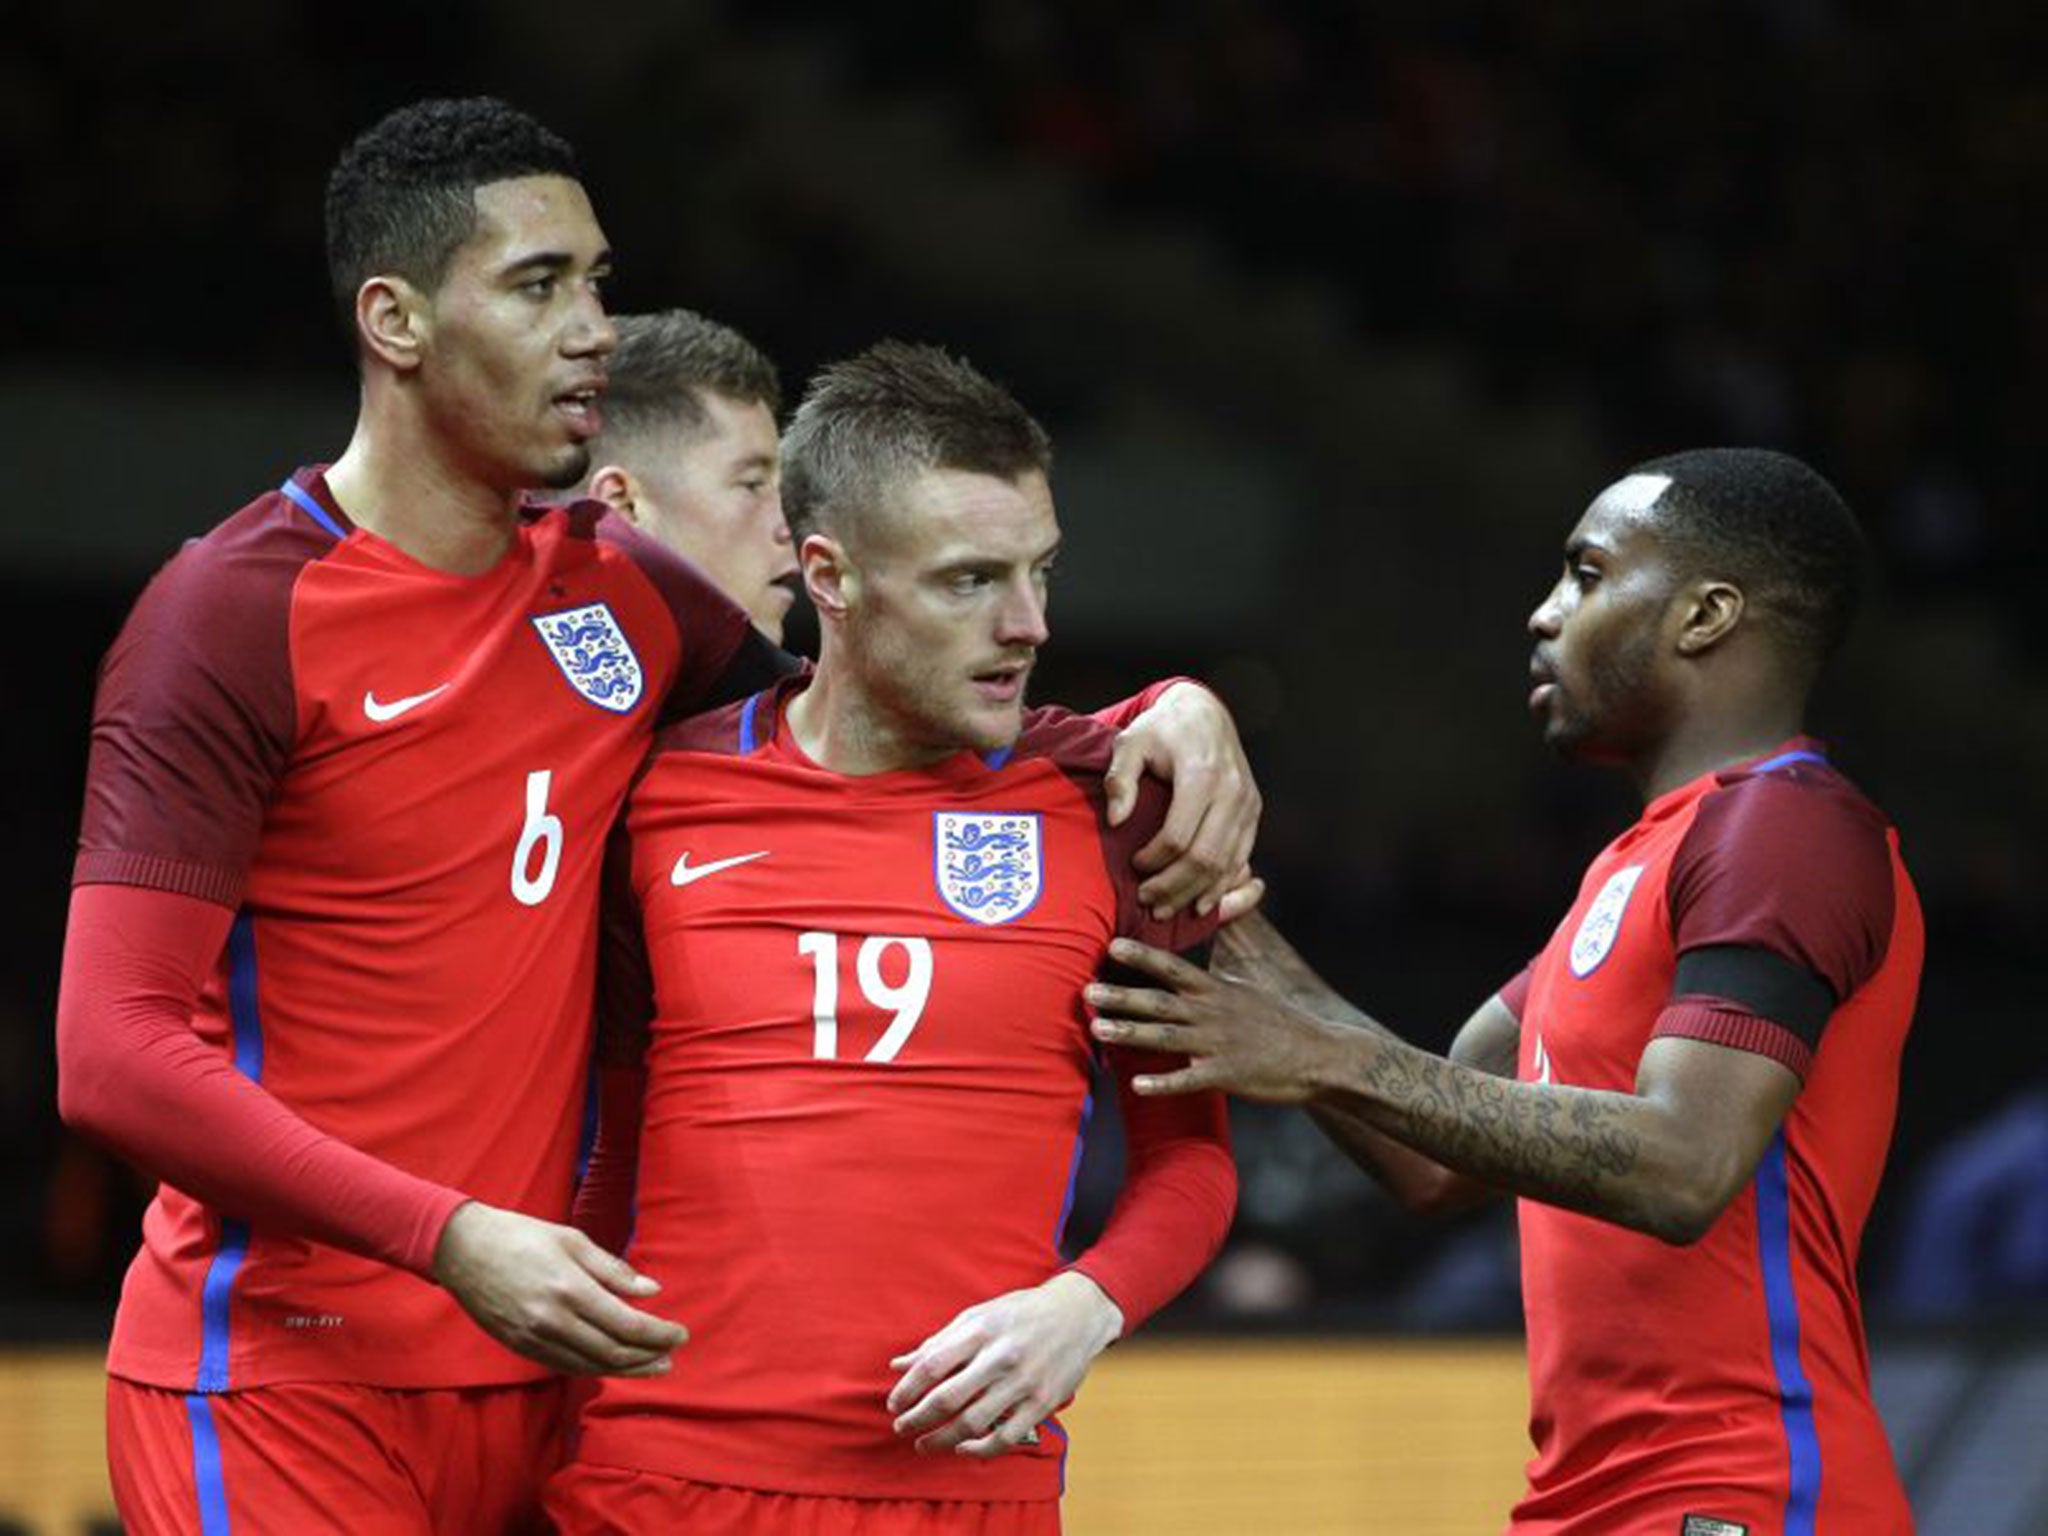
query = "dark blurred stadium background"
xmin=4 ymin=3 xmax=2043 ymax=1530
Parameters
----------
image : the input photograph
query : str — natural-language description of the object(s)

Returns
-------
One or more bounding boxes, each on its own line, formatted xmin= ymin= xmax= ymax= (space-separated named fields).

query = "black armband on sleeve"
xmin=1673 ymin=944 xmax=1837 ymax=1049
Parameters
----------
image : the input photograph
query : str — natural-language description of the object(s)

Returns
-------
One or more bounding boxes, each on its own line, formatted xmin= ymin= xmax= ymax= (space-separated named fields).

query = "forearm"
xmin=1217 ymin=915 xmax=1491 ymax=1212
xmin=1300 ymin=1012 xmax=1491 ymax=1212
xmin=1310 ymin=1032 xmax=1700 ymax=1242
xmin=57 ymin=884 xmax=466 ymax=1274
xmin=1071 ymin=1074 xmax=1236 ymax=1331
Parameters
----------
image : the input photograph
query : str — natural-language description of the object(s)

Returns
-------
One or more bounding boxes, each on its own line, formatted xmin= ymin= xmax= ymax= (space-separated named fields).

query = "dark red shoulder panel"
xmin=647 ymin=693 xmax=763 ymax=761
xmin=595 ymin=513 xmax=753 ymax=725
xmin=75 ymin=492 xmax=332 ymax=907
xmin=1666 ymin=766 xmax=1896 ymax=1002
xmin=1017 ymin=705 xmax=1216 ymax=955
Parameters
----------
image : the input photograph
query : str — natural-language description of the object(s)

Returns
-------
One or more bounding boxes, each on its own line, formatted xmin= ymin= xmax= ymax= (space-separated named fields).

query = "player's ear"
xmin=802 ymin=532 xmax=856 ymax=619
xmin=1674 ymin=578 xmax=1744 ymax=657
xmin=356 ymin=275 xmax=429 ymax=374
xmin=587 ymin=466 xmax=637 ymax=519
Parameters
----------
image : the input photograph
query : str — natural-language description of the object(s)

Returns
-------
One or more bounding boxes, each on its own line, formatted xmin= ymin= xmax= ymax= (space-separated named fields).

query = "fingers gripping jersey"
xmin=74 ymin=468 xmax=749 ymax=1390
xmin=576 ymin=680 xmax=1230 ymax=1502
xmin=1507 ymin=743 xmax=1921 ymax=1535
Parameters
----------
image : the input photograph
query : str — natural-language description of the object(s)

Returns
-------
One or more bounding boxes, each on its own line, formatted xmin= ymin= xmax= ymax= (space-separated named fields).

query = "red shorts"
xmin=545 ymin=1462 xmax=1062 ymax=1535
xmin=107 ymin=1376 xmax=566 ymax=1535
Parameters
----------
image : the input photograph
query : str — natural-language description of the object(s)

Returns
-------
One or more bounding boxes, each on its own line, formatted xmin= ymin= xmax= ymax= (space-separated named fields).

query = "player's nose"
xmin=565 ymin=285 xmax=617 ymax=360
xmin=1000 ymin=579 xmax=1050 ymax=647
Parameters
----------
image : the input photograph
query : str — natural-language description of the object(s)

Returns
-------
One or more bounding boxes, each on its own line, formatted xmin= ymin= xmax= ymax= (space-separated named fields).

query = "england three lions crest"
xmin=531 ymin=602 xmax=644 ymax=714
xmin=1569 ymin=864 xmax=1644 ymax=977
xmin=934 ymin=812 xmax=1043 ymax=926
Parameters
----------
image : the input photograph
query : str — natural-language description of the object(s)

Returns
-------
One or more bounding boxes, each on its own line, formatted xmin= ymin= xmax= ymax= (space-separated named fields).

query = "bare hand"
xmin=886 ymin=1272 xmax=1124 ymax=1457
xmin=432 ymin=1201 xmax=687 ymax=1376
xmin=1087 ymin=937 xmax=1343 ymax=1103
xmin=1103 ymin=683 xmax=1262 ymax=920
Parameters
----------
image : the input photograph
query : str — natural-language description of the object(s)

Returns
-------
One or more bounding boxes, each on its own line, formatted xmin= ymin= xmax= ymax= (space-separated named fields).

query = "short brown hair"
xmin=780 ymin=341 xmax=1052 ymax=543
xmin=596 ymin=309 xmax=783 ymax=450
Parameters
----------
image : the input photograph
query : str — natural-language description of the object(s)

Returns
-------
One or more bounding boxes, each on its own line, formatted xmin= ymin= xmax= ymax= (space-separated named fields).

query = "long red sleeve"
xmin=56 ymin=883 xmax=467 ymax=1275
xmin=1068 ymin=1049 xmax=1236 ymax=1332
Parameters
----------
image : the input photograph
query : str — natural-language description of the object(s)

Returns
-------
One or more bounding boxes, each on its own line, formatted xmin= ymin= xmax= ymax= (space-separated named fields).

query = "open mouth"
xmin=553 ymin=384 xmax=606 ymax=438
xmin=972 ymin=662 xmax=1031 ymax=703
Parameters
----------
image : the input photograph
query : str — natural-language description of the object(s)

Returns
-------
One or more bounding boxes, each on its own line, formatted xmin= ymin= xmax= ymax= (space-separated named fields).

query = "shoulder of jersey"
xmin=1009 ymin=705 xmax=1120 ymax=778
xmin=1707 ymin=756 xmax=1889 ymax=836
xmin=517 ymin=494 xmax=603 ymax=532
xmin=649 ymin=694 xmax=759 ymax=760
xmin=146 ymin=483 xmax=342 ymax=609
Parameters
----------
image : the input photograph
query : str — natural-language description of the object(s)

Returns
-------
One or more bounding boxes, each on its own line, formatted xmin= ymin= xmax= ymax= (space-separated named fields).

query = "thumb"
xmin=567 ymin=1229 xmax=660 ymax=1297
xmin=1214 ymin=872 xmax=1266 ymax=926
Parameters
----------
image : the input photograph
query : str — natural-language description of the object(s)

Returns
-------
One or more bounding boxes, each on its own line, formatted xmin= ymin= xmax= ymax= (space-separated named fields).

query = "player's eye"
xmin=521 ymin=274 xmax=558 ymax=300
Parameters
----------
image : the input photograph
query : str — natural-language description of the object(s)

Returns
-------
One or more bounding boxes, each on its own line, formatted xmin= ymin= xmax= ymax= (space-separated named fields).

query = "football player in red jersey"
xmin=575 ymin=309 xmax=802 ymax=644
xmin=1093 ymin=451 xmax=1919 ymax=1535
xmin=56 ymin=100 xmax=1260 ymax=1534
xmin=547 ymin=343 xmax=1240 ymax=1535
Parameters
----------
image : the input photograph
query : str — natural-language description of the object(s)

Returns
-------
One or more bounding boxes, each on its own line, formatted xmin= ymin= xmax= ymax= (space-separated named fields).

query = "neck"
xmin=1632 ymin=703 xmax=1808 ymax=801
xmin=324 ymin=391 xmax=523 ymax=575
xmin=785 ymin=658 xmax=955 ymax=776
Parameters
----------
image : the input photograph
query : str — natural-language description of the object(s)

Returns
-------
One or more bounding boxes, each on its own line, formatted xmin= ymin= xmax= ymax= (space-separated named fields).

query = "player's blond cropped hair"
xmin=780 ymin=341 xmax=1052 ymax=545
xmin=595 ymin=309 xmax=783 ymax=450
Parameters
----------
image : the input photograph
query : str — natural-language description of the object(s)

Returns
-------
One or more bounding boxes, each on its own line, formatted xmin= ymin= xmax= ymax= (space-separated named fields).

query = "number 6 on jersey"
xmin=796 ymin=932 xmax=934 ymax=1063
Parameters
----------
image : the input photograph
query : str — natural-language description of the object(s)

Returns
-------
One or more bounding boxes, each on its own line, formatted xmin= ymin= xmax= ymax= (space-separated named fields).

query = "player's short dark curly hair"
xmin=597 ymin=310 xmax=783 ymax=448
xmin=781 ymin=341 xmax=1052 ymax=544
xmin=1634 ymin=447 xmax=1867 ymax=668
xmin=324 ymin=96 xmax=579 ymax=331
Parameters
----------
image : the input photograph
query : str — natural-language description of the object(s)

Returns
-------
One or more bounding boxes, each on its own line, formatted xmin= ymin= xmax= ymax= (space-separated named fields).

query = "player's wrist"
xmin=1051 ymin=1268 xmax=1127 ymax=1349
xmin=1303 ymin=1012 xmax=1381 ymax=1102
xmin=429 ymin=1198 xmax=485 ymax=1285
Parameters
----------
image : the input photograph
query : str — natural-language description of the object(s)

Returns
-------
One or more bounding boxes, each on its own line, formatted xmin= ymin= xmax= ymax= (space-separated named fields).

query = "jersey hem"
xmin=106 ymin=1355 xmax=554 ymax=1393
xmin=572 ymin=1427 xmax=1064 ymax=1504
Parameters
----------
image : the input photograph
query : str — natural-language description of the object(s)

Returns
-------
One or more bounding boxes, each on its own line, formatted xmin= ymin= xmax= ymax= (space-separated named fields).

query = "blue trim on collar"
xmin=1753 ymin=748 xmax=1828 ymax=774
xmin=738 ymin=690 xmax=767 ymax=754
xmin=278 ymin=478 xmax=346 ymax=540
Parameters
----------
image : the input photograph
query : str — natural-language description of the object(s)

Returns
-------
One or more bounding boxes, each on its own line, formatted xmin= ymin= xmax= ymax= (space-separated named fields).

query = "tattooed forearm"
xmin=1215 ymin=915 xmax=1386 ymax=1035
xmin=1336 ymin=1036 xmax=1658 ymax=1230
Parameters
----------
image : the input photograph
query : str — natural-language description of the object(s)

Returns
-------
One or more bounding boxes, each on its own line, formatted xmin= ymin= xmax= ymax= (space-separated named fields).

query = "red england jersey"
xmin=572 ymin=678 xmax=1236 ymax=1503
xmin=1506 ymin=742 xmax=1921 ymax=1535
xmin=73 ymin=468 xmax=750 ymax=1391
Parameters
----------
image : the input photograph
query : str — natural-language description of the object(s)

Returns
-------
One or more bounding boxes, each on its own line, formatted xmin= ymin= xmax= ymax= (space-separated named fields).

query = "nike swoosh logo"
xmin=670 ymin=850 xmax=770 ymax=887
xmin=363 ymin=684 xmax=451 ymax=723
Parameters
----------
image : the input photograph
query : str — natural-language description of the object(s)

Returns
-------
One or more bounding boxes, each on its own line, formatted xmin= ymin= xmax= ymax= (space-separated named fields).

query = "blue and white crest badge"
xmin=531 ymin=602 xmax=644 ymax=714
xmin=934 ymin=811 xmax=1043 ymax=926
xmin=1569 ymin=864 xmax=1643 ymax=978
